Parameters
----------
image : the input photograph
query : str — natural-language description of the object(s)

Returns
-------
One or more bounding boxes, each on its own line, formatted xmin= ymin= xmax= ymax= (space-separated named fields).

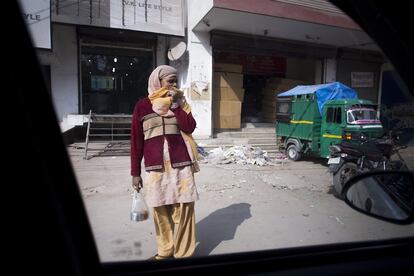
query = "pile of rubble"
xmin=199 ymin=145 xmax=282 ymax=166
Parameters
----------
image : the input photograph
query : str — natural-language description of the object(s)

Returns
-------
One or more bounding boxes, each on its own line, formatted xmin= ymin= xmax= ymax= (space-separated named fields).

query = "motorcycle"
xmin=328 ymin=131 xmax=408 ymax=199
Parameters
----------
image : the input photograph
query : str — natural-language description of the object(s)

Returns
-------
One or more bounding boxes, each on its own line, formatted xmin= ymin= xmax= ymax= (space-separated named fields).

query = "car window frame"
xmin=11 ymin=0 xmax=414 ymax=275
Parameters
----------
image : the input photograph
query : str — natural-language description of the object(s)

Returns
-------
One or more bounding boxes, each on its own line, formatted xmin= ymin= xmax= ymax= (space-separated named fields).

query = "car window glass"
xmin=327 ymin=108 xmax=334 ymax=123
xmin=19 ymin=0 xmax=414 ymax=263
xmin=335 ymin=107 xmax=342 ymax=124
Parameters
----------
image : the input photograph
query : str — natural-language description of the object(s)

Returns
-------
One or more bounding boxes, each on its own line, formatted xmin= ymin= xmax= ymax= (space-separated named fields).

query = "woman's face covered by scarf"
xmin=148 ymin=65 xmax=180 ymax=116
xmin=147 ymin=65 xmax=177 ymax=95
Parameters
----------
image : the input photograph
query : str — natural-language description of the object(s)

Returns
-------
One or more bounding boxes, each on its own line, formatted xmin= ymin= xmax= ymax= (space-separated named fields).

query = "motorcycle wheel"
xmin=333 ymin=162 xmax=358 ymax=199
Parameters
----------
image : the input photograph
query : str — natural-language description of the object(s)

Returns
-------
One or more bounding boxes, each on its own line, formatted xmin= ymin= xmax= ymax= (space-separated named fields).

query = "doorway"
xmin=242 ymin=75 xmax=267 ymax=123
xmin=80 ymin=45 xmax=153 ymax=114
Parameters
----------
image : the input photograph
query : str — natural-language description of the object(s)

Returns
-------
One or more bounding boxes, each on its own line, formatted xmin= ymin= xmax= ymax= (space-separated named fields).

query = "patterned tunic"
xmin=143 ymin=139 xmax=199 ymax=208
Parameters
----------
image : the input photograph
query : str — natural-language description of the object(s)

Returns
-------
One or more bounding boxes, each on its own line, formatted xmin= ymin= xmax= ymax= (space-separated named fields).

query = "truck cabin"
xmin=346 ymin=105 xmax=381 ymax=125
xmin=341 ymin=103 xmax=384 ymax=141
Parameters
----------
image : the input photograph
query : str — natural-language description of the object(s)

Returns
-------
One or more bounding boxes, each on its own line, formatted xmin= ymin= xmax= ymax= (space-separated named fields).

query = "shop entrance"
xmin=214 ymin=51 xmax=320 ymax=126
xmin=242 ymin=75 xmax=268 ymax=123
xmin=80 ymin=45 xmax=153 ymax=114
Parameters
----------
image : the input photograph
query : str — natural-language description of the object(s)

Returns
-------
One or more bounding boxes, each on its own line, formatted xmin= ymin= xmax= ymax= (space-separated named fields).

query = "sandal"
xmin=148 ymin=254 xmax=173 ymax=260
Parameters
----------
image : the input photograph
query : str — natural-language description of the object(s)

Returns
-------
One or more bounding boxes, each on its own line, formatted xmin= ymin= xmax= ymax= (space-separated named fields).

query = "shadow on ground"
xmin=300 ymin=156 xmax=329 ymax=167
xmin=194 ymin=203 xmax=252 ymax=256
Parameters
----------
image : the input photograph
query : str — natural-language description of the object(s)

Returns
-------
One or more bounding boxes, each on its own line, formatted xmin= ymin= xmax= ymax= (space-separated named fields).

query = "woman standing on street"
xmin=130 ymin=65 xmax=199 ymax=260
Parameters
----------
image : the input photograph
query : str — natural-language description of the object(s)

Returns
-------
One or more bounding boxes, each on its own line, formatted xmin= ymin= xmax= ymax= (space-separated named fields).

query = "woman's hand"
xmin=167 ymin=90 xmax=179 ymax=110
xmin=132 ymin=176 xmax=143 ymax=192
xmin=170 ymin=102 xmax=180 ymax=110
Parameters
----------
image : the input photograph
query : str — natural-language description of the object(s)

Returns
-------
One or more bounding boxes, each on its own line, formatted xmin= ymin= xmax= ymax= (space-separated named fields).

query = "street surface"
xmin=67 ymin=145 xmax=414 ymax=262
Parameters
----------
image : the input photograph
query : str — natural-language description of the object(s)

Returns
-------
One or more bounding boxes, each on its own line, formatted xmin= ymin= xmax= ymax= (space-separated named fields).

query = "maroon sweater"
xmin=130 ymin=97 xmax=197 ymax=176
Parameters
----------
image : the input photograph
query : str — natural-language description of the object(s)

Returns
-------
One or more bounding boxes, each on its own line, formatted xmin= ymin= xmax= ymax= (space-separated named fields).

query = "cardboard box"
xmin=214 ymin=114 xmax=241 ymax=129
xmin=214 ymin=63 xmax=243 ymax=73
xmin=213 ymin=100 xmax=242 ymax=116
xmin=213 ymin=100 xmax=242 ymax=129
xmin=214 ymin=72 xmax=243 ymax=89
xmin=214 ymin=86 xmax=245 ymax=101
xmin=214 ymin=115 xmax=241 ymax=129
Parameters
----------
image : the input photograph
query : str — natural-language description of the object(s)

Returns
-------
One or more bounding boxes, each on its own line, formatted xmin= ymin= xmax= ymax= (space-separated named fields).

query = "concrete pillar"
xmin=183 ymin=31 xmax=213 ymax=138
xmin=315 ymin=60 xmax=323 ymax=84
xmin=156 ymin=35 xmax=167 ymax=66
xmin=184 ymin=0 xmax=214 ymax=138
xmin=323 ymin=58 xmax=336 ymax=83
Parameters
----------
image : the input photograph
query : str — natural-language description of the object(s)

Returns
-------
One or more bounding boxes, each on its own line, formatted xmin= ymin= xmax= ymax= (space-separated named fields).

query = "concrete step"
xmin=215 ymin=123 xmax=275 ymax=134
xmin=215 ymin=131 xmax=276 ymax=138
xmin=241 ymin=122 xmax=275 ymax=128
xmin=196 ymin=137 xmax=277 ymax=146
xmin=233 ymin=139 xmax=277 ymax=146
xmin=215 ymin=127 xmax=275 ymax=134
xmin=199 ymin=143 xmax=278 ymax=151
xmin=250 ymin=144 xmax=278 ymax=151
xmin=240 ymin=128 xmax=275 ymax=133
xmin=198 ymin=124 xmax=280 ymax=155
xmin=196 ymin=138 xmax=234 ymax=145
xmin=245 ymin=137 xmax=277 ymax=144
xmin=198 ymin=144 xmax=235 ymax=150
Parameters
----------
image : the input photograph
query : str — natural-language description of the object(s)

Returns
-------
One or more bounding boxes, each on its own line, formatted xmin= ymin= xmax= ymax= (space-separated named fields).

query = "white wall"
xmin=187 ymin=0 xmax=214 ymax=29
xmin=37 ymin=24 xmax=79 ymax=121
xmin=181 ymin=0 xmax=214 ymax=138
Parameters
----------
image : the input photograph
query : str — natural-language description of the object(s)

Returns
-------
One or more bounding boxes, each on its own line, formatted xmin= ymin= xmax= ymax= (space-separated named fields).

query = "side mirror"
xmin=343 ymin=171 xmax=414 ymax=224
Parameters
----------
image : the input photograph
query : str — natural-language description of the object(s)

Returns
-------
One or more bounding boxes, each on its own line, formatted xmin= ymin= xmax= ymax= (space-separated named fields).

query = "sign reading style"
xmin=19 ymin=0 xmax=51 ymax=49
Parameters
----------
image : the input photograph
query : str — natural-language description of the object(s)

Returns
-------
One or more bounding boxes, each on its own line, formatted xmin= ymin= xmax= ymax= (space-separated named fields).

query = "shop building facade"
xmin=183 ymin=0 xmax=385 ymax=137
xmin=21 ymin=0 xmax=390 ymax=139
xmin=20 ymin=0 xmax=185 ymax=132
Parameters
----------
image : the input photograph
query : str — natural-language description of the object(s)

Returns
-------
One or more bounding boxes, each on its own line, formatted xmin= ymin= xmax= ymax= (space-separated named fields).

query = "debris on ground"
xmin=273 ymin=152 xmax=288 ymax=160
xmin=197 ymin=146 xmax=208 ymax=157
xmin=201 ymin=146 xmax=278 ymax=166
xmin=329 ymin=215 xmax=345 ymax=225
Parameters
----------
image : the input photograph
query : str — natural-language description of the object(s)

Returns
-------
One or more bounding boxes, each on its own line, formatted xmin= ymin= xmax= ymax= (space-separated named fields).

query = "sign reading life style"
xmin=51 ymin=0 xmax=184 ymax=36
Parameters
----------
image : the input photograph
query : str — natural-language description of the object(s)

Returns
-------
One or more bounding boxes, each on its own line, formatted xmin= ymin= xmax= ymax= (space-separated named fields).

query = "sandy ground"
xmin=67 ymin=145 xmax=414 ymax=263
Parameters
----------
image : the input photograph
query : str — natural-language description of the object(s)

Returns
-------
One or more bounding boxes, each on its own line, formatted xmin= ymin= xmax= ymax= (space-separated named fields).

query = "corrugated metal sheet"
xmin=274 ymin=0 xmax=344 ymax=14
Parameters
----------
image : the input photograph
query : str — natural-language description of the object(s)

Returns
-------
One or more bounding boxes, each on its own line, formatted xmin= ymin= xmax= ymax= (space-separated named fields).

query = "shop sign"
xmin=19 ymin=0 xmax=51 ymax=49
xmin=215 ymin=52 xmax=287 ymax=76
xmin=351 ymin=72 xmax=374 ymax=87
xmin=51 ymin=0 xmax=184 ymax=36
